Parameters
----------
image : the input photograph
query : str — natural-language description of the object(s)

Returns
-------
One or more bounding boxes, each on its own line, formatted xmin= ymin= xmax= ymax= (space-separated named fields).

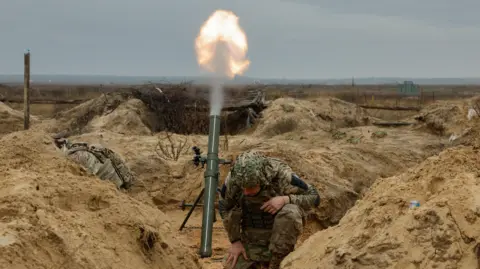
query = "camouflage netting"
xmin=130 ymin=84 xmax=262 ymax=135
xmin=130 ymin=86 xmax=209 ymax=134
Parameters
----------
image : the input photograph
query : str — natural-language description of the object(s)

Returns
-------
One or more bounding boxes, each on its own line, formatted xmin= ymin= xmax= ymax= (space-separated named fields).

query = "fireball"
xmin=195 ymin=10 xmax=250 ymax=78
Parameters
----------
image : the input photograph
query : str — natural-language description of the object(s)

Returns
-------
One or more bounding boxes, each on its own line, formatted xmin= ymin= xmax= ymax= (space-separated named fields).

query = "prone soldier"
xmin=53 ymin=137 xmax=135 ymax=189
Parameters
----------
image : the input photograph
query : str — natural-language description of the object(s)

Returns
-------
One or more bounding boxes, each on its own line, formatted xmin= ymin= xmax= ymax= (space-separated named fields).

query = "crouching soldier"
xmin=218 ymin=150 xmax=320 ymax=269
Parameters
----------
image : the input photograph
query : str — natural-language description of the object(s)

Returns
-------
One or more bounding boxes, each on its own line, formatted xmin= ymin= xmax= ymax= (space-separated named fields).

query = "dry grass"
xmin=264 ymin=118 xmax=299 ymax=136
xmin=136 ymin=224 xmax=159 ymax=254
xmin=155 ymin=131 xmax=189 ymax=161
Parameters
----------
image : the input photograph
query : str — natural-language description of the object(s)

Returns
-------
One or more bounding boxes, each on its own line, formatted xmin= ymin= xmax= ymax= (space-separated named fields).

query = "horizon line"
xmin=1 ymin=73 xmax=480 ymax=80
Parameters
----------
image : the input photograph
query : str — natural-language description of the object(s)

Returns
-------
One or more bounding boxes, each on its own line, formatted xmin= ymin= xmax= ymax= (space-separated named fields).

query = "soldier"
xmin=219 ymin=150 xmax=320 ymax=269
xmin=53 ymin=137 xmax=135 ymax=189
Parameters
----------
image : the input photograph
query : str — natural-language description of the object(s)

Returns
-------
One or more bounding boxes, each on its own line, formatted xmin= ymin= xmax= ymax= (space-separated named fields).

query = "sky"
xmin=1 ymin=0 xmax=479 ymax=79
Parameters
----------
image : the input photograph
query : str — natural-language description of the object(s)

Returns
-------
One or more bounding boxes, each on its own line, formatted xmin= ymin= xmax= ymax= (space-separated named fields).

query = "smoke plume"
xmin=194 ymin=10 xmax=250 ymax=116
xmin=208 ymin=41 xmax=229 ymax=115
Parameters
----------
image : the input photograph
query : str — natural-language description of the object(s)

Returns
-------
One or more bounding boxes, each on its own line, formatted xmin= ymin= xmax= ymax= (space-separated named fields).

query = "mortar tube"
xmin=199 ymin=114 xmax=221 ymax=258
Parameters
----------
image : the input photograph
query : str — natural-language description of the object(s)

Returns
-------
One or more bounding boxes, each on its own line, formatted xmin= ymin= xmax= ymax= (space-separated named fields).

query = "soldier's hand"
xmin=225 ymin=241 xmax=248 ymax=268
xmin=260 ymin=196 xmax=289 ymax=215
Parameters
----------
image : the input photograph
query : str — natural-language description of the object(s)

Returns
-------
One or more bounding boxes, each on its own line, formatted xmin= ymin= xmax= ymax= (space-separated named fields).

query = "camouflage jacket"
xmin=60 ymin=140 xmax=135 ymax=189
xmin=221 ymin=151 xmax=320 ymax=243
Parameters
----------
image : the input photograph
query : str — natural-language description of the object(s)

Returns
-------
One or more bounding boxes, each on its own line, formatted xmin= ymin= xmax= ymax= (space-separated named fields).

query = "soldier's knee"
xmin=270 ymin=204 xmax=303 ymax=253
xmin=276 ymin=204 xmax=302 ymax=220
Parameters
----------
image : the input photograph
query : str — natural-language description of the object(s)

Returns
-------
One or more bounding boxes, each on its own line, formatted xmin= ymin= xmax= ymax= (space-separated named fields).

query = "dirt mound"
xmin=120 ymin=126 xmax=445 ymax=228
xmin=254 ymin=97 xmax=375 ymax=137
xmin=87 ymin=98 xmax=155 ymax=135
xmin=282 ymin=145 xmax=480 ymax=269
xmin=0 ymin=102 xmax=38 ymax=135
xmin=412 ymin=100 xmax=469 ymax=136
xmin=445 ymin=96 xmax=480 ymax=147
xmin=0 ymin=128 xmax=200 ymax=269
xmin=447 ymin=119 xmax=480 ymax=148
xmin=52 ymin=93 xmax=131 ymax=135
xmin=51 ymin=93 xmax=157 ymax=136
xmin=411 ymin=97 xmax=480 ymax=150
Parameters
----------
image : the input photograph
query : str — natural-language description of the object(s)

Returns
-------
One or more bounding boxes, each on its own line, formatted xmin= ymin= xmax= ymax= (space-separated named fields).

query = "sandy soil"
xmin=0 ymin=127 xmax=201 ymax=269
xmin=1 ymin=93 xmax=479 ymax=269
xmin=282 ymin=144 xmax=480 ymax=269
xmin=0 ymin=102 xmax=38 ymax=135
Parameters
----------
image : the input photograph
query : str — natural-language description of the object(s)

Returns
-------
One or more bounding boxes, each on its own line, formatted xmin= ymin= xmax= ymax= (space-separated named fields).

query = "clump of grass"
xmin=264 ymin=118 xmax=298 ymax=136
xmin=137 ymin=224 xmax=158 ymax=253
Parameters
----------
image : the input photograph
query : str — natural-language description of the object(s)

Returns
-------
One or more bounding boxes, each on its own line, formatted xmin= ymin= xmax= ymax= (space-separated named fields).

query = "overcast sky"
xmin=1 ymin=0 xmax=479 ymax=79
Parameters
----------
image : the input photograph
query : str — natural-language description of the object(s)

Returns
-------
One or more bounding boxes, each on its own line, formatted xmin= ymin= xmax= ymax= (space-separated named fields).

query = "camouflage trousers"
xmin=222 ymin=204 xmax=304 ymax=269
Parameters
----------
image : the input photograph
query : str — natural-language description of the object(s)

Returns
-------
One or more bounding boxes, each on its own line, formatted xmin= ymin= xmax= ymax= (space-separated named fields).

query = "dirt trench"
xmin=0 ymin=128 xmax=203 ymax=269
xmin=1 ymin=94 xmax=464 ymax=269
xmin=68 ymin=120 xmax=447 ymax=268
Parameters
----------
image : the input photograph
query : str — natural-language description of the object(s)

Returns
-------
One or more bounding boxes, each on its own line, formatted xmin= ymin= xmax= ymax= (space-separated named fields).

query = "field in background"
xmin=1 ymin=82 xmax=479 ymax=119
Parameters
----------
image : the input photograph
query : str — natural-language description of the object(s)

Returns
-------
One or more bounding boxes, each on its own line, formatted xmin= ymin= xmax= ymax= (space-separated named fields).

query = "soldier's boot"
xmin=268 ymin=253 xmax=287 ymax=269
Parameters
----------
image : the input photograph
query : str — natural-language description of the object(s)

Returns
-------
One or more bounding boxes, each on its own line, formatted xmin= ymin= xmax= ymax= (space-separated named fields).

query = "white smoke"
xmin=208 ymin=41 xmax=229 ymax=116
xmin=209 ymin=79 xmax=224 ymax=116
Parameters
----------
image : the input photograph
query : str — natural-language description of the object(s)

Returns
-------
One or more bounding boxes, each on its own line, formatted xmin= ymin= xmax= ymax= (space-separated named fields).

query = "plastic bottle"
xmin=409 ymin=200 xmax=420 ymax=209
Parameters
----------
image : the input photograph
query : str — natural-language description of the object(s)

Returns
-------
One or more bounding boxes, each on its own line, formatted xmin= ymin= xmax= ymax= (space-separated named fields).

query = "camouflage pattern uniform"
xmin=219 ymin=151 xmax=320 ymax=269
xmin=55 ymin=138 xmax=135 ymax=189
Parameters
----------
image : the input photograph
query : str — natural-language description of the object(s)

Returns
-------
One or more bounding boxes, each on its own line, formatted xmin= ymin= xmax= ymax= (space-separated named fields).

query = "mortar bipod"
xmin=178 ymin=187 xmax=221 ymax=231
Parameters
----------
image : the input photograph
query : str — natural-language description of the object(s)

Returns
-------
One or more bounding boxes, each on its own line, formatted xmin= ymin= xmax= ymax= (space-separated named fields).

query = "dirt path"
xmin=167 ymin=209 xmax=230 ymax=269
xmin=169 ymin=207 xmax=326 ymax=269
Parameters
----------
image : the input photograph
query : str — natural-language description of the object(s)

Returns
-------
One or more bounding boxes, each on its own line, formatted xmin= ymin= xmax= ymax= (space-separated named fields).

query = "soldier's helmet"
xmin=89 ymin=144 xmax=105 ymax=152
xmin=231 ymin=151 xmax=267 ymax=188
xmin=53 ymin=138 xmax=69 ymax=149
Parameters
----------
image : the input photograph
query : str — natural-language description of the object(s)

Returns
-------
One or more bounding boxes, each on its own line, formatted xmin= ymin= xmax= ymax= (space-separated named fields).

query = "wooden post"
xmin=23 ymin=50 xmax=31 ymax=130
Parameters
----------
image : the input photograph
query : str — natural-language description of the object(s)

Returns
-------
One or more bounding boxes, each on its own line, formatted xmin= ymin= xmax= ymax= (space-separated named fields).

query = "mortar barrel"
xmin=199 ymin=114 xmax=221 ymax=257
